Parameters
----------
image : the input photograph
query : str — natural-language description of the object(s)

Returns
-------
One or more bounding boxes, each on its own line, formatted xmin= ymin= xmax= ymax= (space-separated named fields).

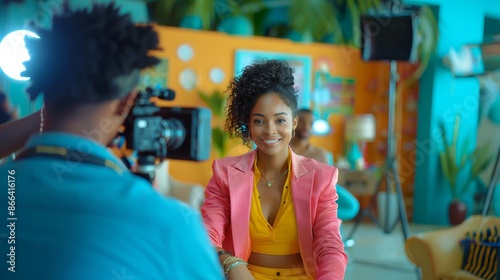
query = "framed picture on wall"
xmin=234 ymin=49 xmax=312 ymax=109
xmin=312 ymin=71 xmax=355 ymax=117
xmin=138 ymin=57 xmax=169 ymax=90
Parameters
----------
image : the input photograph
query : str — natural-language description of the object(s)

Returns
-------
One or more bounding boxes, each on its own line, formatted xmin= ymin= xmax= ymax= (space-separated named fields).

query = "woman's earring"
xmin=292 ymin=130 xmax=295 ymax=138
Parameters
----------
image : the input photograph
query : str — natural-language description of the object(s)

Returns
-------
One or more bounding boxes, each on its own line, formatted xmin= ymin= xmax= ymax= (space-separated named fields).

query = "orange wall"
xmin=152 ymin=25 xmax=389 ymax=186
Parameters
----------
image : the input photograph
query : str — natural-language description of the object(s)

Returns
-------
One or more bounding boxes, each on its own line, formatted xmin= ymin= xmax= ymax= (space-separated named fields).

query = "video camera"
xmin=122 ymin=87 xmax=212 ymax=182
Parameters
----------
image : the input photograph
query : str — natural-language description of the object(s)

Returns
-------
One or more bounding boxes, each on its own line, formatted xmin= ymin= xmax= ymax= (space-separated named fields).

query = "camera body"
xmin=123 ymin=87 xmax=212 ymax=164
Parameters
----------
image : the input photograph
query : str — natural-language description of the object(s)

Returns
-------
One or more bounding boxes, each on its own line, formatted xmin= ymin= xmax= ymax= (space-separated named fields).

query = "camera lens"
xmin=161 ymin=118 xmax=185 ymax=150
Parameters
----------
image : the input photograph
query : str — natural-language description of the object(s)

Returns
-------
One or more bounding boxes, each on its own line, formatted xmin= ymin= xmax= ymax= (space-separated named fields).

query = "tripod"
xmin=345 ymin=60 xmax=410 ymax=240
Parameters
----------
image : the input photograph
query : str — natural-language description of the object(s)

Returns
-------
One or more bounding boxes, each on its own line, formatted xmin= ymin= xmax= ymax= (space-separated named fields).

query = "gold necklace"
xmin=261 ymin=169 xmax=289 ymax=188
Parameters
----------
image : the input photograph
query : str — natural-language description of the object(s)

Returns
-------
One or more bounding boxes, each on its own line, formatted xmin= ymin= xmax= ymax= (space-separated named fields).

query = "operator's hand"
xmin=115 ymin=90 xmax=139 ymax=126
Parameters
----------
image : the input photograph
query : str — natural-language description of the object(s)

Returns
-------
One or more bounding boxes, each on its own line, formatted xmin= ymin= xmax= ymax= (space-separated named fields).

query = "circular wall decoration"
xmin=209 ymin=67 xmax=225 ymax=84
xmin=177 ymin=44 xmax=193 ymax=62
xmin=179 ymin=68 xmax=198 ymax=91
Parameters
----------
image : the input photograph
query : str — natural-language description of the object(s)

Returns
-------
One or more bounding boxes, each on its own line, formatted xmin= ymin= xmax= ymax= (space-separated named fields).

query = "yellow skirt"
xmin=247 ymin=264 xmax=312 ymax=280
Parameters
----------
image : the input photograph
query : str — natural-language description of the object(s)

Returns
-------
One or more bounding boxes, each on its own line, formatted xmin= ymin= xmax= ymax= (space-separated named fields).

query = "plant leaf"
xmin=289 ymin=0 xmax=340 ymax=41
xmin=396 ymin=5 xmax=438 ymax=96
xmin=212 ymin=127 xmax=225 ymax=157
xmin=439 ymin=152 xmax=454 ymax=194
xmin=439 ymin=120 xmax=458 ymax=194
xmin=438 ymin=114 xmax=494 ymax=199
xmin=147 ymin=0 xmax=188 ymax=26
xmin=347 ymin=0 xmax=360 ymax=48
xmin=214 ymin=90 xmax=227 ymax=118
xmin=185 ymin=0 xmax=216 ymax=29
xmin=471 ymin=143 xmax=493 ymax=176
xmin=358 ymin=0 xmax=369 ymax=14
xmin=198 ymin=91 xmax=211 ymax=104
xmin=198 ymin=90 xmax=226 ymax=118
xmin=239 ymin=0 xmax=267 ymax=16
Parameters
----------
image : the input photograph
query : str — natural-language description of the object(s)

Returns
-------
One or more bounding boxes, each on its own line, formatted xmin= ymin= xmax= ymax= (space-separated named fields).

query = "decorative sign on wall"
xmin=234 ymin=49 xmax=312 ymax=109
xmin=312 ymin=70 xmax=355 ymax=119
xmin=179 ymin=68 xmax=198 ymax=91
xmin=209 ymin=67 xmax=225 ymax=84
xmin=177 ymin=44 xmax=194 ymax=62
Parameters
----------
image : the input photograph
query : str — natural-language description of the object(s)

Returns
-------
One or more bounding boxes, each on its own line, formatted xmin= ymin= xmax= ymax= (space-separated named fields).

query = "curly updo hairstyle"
xmin=225 ymin=59 xmax=298 ymax=147
xmin=23 ymin=3 xmax=160 ymax=115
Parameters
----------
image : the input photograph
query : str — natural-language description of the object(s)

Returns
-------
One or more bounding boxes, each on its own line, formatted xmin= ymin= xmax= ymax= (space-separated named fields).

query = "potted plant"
xmin=198 ymin=89 xmax=237 ymax=158
xmin=439 ymin=114 xmax=493 ymax=224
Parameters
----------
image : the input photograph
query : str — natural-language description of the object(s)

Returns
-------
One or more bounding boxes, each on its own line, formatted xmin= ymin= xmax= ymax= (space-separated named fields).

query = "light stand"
xmin=482 ymin=147 xmax=500 ymax=216
xmin=355 ymin=5 xmax=421 ymax=278
xmin=345 ymin=60 xmax=411 ymax=241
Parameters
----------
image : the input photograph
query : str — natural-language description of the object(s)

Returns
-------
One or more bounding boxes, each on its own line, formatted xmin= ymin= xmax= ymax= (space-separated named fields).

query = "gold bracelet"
xmin=223 ymin=256 xmax=245 ymax=271
xmin=222 ymin=256 xmax=238 ymax=267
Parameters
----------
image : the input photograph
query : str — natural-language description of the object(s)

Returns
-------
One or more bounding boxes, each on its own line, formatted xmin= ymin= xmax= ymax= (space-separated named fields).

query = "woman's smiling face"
xmin=249 ymin=92 xmax=297 ymax=157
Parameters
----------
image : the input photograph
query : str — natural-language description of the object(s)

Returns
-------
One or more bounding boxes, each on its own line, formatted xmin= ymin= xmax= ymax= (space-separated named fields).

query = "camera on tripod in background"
xmin=121 ymin=87 xmax=212 ymax=182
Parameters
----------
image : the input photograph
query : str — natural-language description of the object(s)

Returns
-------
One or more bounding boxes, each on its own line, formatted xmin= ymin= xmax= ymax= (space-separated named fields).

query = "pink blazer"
xmin=201 ymin=148 xmax=347 ymax=279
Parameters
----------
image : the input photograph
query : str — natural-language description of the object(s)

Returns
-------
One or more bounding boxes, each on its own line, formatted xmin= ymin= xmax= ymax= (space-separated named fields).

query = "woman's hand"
xmin=217 ymin=249 xmax=255 ymax=280
xmin=226 ymin=264 xmax=255 ymax=280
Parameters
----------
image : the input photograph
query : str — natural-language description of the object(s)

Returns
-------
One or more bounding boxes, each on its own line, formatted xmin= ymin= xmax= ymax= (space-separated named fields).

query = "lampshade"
xmin=345 ymin=114 xmax=376 ymax=142
xmin=312 ymin=119 xmax=331 ymax=135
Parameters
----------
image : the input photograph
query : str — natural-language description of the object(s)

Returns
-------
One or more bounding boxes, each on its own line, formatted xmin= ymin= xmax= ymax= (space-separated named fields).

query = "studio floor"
xmin=342 ymin=221 xmax=445 ymax=280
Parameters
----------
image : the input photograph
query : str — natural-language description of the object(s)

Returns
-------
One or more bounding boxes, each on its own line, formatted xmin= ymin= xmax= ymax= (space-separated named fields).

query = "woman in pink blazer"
xmin=201 ymin=60 xmax=347 ymax=280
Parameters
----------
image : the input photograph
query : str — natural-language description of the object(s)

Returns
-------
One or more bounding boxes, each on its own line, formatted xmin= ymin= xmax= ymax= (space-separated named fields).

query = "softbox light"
xmin=360 ymin=12 xmax=419 ymax=62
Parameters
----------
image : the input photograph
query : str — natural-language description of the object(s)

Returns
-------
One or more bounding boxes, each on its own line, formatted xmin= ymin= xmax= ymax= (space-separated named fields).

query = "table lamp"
xmin=345 ymin=114 xmax=376 ymax=169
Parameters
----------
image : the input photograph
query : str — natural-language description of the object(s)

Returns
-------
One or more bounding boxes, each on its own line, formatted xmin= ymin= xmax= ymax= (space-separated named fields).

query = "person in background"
xmin=201 ymin=59 xmax=347 ymax=280
xmin=290 ymin=109 xmax=360 ymax=222
xmin=0 ymin=91 xmax=18 ymax=125
xmin=289 ymin=109 xmax=330 ymax=164
xmin=0 ymin=3 xmax=222 ymax=279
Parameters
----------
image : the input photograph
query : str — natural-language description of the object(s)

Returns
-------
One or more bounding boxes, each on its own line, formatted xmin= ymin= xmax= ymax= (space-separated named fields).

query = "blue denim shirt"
xmin=0 ymin=132 xmax=222 ymax=280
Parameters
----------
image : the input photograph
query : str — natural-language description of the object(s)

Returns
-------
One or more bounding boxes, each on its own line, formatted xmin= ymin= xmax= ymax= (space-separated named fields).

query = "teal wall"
xmin=405 ymin=0 xmax=500 ymax=224
xmin=0 ymin=0 xmax=148 ymax=117
xmin=484 ymin=17 xmax=500 ymax=36
xmin=484 ymin=17 xmax=500 ymax=43
xmin=0 ymin=1 xmax=39 ymax=117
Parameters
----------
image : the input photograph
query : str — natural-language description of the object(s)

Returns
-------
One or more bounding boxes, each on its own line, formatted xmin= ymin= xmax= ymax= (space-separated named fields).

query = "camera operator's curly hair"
xmin=225 ymin=59 xmax=298 ymax=147
xmin=23 ymin=3 xmax=160 ymax=112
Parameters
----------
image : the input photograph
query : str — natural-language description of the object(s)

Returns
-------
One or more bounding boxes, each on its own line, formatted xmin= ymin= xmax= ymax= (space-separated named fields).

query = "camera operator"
xmin=0 ymin=110 xmax=40 ymax=159
xmin=0 ymin=3 xmax=222 ymax=280
xmin=0 ymin=92 xmax=18 ymax=125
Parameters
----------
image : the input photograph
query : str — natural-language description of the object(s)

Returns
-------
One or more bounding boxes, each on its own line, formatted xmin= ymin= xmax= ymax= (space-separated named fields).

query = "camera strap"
xmin=15 ymin=145 xmax=126 ymax=174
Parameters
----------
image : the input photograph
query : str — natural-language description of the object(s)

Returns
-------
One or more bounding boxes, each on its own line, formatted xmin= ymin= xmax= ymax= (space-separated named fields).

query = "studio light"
xmin=0 ymin=30 xmax=40 ymax=81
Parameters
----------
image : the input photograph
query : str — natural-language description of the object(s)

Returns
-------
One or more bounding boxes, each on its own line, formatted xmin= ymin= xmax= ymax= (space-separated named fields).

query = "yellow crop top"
xmin=249 ymin=154 xmax=300 ymax=255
